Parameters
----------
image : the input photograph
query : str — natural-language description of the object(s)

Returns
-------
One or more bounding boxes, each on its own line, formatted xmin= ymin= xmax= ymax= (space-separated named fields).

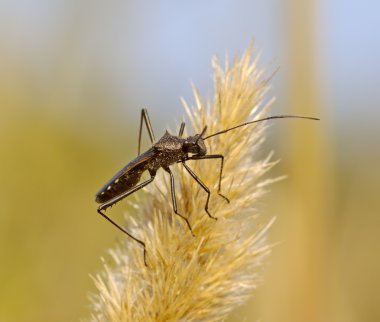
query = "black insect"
xmin=95 ymin=109 xmax=319 ymax=265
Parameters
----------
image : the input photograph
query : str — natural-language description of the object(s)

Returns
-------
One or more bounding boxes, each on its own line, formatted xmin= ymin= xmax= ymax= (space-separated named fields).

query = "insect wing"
xmin=96 ymin=147 xmax=156 ymax=196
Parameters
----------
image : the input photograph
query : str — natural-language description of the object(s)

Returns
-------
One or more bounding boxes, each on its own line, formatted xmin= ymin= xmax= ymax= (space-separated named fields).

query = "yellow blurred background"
xmin=1 ymin=1 xmax=379 ymax=322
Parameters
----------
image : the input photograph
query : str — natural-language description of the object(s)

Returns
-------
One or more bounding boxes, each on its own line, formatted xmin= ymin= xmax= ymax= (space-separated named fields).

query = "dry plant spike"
xmin=89 ymin=45 xmax=278 ymax=322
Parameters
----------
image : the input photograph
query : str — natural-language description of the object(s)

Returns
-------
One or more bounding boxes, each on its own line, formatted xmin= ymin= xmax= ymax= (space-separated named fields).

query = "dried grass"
xmin=89 ymin=45 xmax=276 ymax=322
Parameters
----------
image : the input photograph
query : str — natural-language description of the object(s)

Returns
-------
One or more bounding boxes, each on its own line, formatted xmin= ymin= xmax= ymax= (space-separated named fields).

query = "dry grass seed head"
xmin=90 ymin=46 xmax=276 ymax=322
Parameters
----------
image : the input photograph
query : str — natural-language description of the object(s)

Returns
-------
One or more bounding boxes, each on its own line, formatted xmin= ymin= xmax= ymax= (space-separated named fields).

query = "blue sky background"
xmin=3 ymin=0 xmax=378 ymax=124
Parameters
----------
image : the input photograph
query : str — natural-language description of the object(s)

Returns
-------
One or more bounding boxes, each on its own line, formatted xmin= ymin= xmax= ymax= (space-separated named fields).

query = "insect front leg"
xmin=138 ymin=108 xmax=156 ymax=155
xmin=186 ymin=154 xmax=230 ymax=203
xmin=182 ymin=162 xmax=217 ymax=220
xmin=164 ymin=167 xmax=195 ymax=236
xmin=97 ymin=175 xmax=155 ymax=266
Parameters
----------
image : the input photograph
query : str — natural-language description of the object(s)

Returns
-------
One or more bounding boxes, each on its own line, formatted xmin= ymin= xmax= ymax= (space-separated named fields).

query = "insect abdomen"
xmin=95 ymin=168 xmax=144 ymax=203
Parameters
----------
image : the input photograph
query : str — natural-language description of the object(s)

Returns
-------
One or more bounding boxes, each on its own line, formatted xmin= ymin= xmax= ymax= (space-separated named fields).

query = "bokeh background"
xmin=1 ymin=1 xmax=379 ymax=321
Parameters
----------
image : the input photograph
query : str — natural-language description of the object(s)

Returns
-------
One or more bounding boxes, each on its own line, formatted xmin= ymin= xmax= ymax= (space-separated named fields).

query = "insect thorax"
xmin=154 ymin=131 xmax=184 ymax=151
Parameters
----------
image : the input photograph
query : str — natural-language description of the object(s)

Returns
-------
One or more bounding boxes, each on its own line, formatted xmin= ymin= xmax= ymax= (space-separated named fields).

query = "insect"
xmin=95 ymin=109 xmax=319 ymax=265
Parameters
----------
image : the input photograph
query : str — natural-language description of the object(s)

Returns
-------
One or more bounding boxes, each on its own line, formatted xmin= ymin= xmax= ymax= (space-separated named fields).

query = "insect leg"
xmin=182 ymin=162 xmax=217 ymax=220
xmin=164 ymin=167 xmax=195 ymax=236
xmin=98 ymin=175 xmax=155 ymax=266
xmin=186 ymin=154 xmax=230 ymax=203
xmin=138 ymin=108 xmax=156 ymax=155
xmin=179 ymin=122 xmax=185 ymax=137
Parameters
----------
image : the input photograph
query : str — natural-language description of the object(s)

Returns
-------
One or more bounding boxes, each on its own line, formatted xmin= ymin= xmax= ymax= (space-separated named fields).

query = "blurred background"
xmin=1 ymin=1 xmax=379 ymax=321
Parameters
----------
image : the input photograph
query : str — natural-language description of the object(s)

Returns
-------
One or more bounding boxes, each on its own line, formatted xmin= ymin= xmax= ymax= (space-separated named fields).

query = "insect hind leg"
xmin=98 ymin=175 xmax=155 ymax=267
xmin=97 ymin=208 xmax=148 ymax=266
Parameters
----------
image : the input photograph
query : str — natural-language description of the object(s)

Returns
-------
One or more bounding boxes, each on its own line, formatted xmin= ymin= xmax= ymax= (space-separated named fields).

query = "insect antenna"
xmin=203 ymin=115 xmax=320 ymax=140
xmin=195 ymin=126 xmax=208 ymax=144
